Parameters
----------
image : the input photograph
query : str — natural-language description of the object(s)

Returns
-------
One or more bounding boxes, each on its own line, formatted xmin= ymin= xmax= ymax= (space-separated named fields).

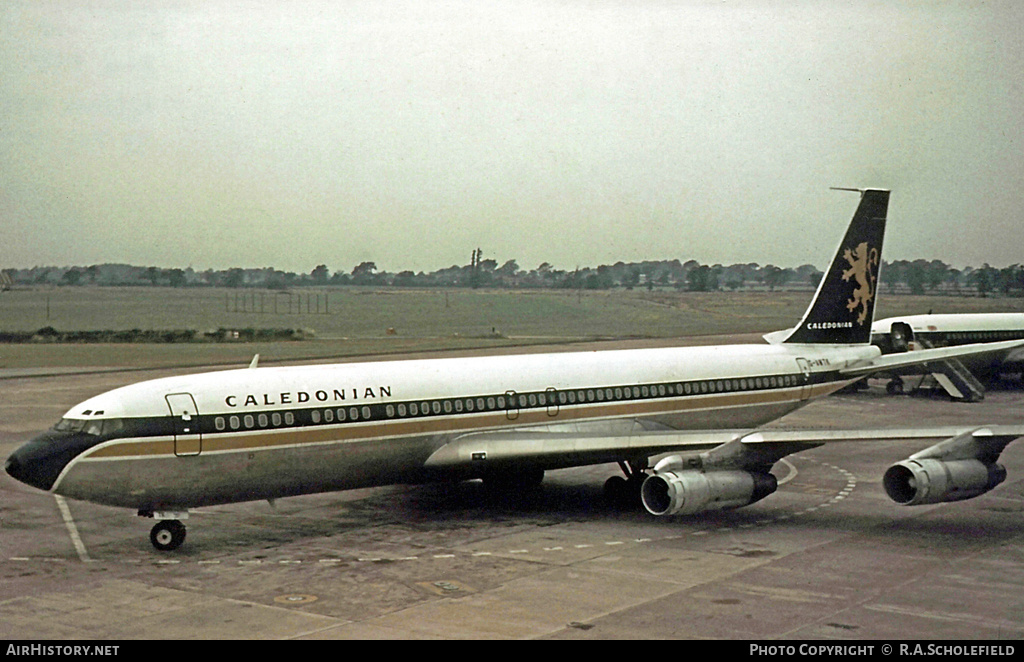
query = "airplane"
xmin=869 ymin=313 xmax=1024 ymax=398
xmin=6 ymin=188 xmax=1024 ymax=551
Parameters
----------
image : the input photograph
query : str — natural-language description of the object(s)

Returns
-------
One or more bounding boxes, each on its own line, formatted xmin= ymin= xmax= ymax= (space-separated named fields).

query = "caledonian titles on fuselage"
xmin=225 ymin=385 xmax=393 ymax=408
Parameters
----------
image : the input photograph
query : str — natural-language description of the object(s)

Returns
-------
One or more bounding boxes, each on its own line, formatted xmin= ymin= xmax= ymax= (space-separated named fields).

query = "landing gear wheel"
xmin=886 ymin=377 xmax=905 ymax=395
xmin=603 ymin=475 xmax=628 ymax=502
xmin=150 ymin=520 xmax=186 ymax=551
xmin=603 ymin=474 xmax=645 ymax=509
xmin=483 ymin=468 xmax=545 ymax=490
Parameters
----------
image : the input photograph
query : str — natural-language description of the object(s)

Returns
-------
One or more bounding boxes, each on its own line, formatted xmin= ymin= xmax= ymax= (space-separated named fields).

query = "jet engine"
xmin=881 ymin=428 xmax=1015 ymax=506
xmin=872 ymin=321 xmax=913 ymax=354
xmin=641 ymin=468 xmax=777 ymax=516
xmin=883 ymin=458 xmax=1006 ymax=505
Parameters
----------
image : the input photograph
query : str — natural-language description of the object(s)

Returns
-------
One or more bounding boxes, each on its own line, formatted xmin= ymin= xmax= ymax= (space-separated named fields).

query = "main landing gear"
xmin=603 ymin=459 xmax=649 ymax=509
xmin=140 ymin=510 xmax=188 ymax=551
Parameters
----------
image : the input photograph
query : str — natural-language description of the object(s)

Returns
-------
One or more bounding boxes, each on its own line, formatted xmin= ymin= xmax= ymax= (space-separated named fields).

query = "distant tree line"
xmin=4 ymin=257 xmax=1024 ymax=297
xmin=881 ymin=260 xmax=1024 ymax=298
xmin=0 ymin=327 xmax=311 ymax=344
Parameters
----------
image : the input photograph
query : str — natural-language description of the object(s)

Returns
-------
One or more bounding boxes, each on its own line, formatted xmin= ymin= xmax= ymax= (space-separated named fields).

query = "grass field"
xmin=1 ymin=286 xmax=1021 ymax=370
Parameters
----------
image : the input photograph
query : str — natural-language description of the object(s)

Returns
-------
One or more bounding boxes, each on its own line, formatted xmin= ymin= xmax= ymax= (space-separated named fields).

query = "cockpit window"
xmin=53 ymin=418 xmax=123 ymax=436
xmin=54 ymin=418 xmax=87 ymax=433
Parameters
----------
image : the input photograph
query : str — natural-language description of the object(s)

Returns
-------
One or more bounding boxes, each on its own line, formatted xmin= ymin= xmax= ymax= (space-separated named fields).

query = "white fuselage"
xmin=43 ymin=341 xmax=877 ymax=510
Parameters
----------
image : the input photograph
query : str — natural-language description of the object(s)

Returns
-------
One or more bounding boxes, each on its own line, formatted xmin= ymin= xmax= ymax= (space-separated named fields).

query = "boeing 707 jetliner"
xmin=7 ymin=189 xmax=1024 ymax=550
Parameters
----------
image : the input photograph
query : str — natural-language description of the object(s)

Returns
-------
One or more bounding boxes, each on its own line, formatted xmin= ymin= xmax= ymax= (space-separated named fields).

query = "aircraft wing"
xmin=840 ymin=338 xmax=1024 ymax=377
xmin=423 ymin=423 xmax=1024 ymax=472
xmin=425 ymin=428 xmax=736 ymax=470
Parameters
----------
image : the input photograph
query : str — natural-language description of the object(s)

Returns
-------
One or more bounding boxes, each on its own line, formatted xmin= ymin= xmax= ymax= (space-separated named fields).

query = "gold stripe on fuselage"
xmin=80 ymin=381 xmax=846 ymax=462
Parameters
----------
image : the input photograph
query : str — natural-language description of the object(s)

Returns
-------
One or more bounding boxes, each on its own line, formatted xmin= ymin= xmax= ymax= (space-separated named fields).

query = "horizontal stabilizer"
xmin=840 ymin=338 xmax=1024 ymax=377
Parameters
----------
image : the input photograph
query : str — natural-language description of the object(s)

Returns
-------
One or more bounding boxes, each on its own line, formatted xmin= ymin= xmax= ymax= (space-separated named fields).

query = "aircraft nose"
xmin=5 ymin=453 xmax=22 ymax=480
xmin=5 ymin=431 xmax=93 ymax=492
xmin=5 ymin=445 xmax=53 ymax=491
xmin=6 ymin=447 xmax=40 ymax=489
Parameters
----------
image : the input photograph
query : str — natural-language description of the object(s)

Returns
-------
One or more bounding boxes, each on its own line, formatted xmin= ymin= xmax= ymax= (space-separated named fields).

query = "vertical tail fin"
xmin=770 ymin=188 xmax=889 ymax=345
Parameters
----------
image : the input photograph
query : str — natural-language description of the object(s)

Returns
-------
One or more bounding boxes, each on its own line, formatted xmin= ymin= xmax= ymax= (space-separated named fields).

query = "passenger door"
xmin=795 ymin=358 xmax=813 ymax=401
xmin=166 ymin=393 xmax=202 ymax=457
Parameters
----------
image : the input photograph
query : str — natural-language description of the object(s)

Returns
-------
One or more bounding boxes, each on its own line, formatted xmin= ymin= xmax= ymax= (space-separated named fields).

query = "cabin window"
xmin=432 ymin=401 xmax=441 ymax=414
xmin=215 ymin=417 xmax=226 ymax=431
xmin=454 ymin=400 xmax=463 ymax=412
xmin=443 ymin=400 xmax=452 ymax=413
xmin=258 ymin=414 xmax=268 ymax=427
xmin=230 ymin=416 xmax=240 ymax=430
xmin=362 ymin=406 xmax=371 ymax=419
xmin=386 ymin=405 xmax=395 ymax=418
xmin=243 ymin=415 xmax=254 ymax=429
xmin=477 ymin=398 xmax=487 ymax=411
xmin=311 ymin=410 xmax=321 ymax=424
xmin=272 ymin=413 xmax=282 ymax=426
xmin=349 ymin=407 xmax=359 ymax=421
xmin=324 ymin=409 xmax=334 ymax=423
xmin=284 ymin=412 xmax=294 ymax=425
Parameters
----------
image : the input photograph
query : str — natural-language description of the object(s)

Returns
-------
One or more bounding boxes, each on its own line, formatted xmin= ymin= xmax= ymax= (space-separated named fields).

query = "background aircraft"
xmin=870 ymin=313 xmax=1024 ymax=400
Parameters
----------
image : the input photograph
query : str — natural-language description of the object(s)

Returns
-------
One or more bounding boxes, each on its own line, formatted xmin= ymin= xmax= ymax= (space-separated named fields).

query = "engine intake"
xmin=641 ymin=469 xmax=778 ymax=516
xmin=883 ymin=458 xmax=1006 ymax=506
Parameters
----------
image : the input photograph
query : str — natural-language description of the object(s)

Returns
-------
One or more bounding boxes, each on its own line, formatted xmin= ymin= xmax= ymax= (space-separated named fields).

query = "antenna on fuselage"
xmin=248 ymin=354 xmax=260 ymax=369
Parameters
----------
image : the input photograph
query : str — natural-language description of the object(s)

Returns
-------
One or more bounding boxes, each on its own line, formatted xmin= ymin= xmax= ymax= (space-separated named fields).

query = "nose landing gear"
xmin=150 ymin=520 xmax=186 ymax=551
xmin=140 ymin=510 xmax=189 ymax=551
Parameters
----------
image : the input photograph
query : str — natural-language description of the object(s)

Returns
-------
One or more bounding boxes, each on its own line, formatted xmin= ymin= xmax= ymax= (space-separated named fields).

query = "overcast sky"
xmin=3 ymin=1 xmax=1023 ymax=274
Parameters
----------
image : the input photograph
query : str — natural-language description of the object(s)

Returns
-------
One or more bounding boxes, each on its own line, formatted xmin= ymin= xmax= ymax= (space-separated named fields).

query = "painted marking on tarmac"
xmin=12 ymin=456 xmax=856 ymax=566
xmin=54 ymin=495 xmax=91 ymax=563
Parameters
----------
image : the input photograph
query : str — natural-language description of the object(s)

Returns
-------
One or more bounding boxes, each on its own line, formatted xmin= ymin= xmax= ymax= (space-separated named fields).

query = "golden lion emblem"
xmin=841 ymin=242 xmax=879 ymax=326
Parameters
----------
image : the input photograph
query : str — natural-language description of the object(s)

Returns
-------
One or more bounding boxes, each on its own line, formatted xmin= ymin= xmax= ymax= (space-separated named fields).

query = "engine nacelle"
xmin=872 ymin=321 xmax=913 ymax=354
xmin=883 ymin=458 xmax=1006 ymax=506
xmin=641 ymin=469 xmax=778 ymax=516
